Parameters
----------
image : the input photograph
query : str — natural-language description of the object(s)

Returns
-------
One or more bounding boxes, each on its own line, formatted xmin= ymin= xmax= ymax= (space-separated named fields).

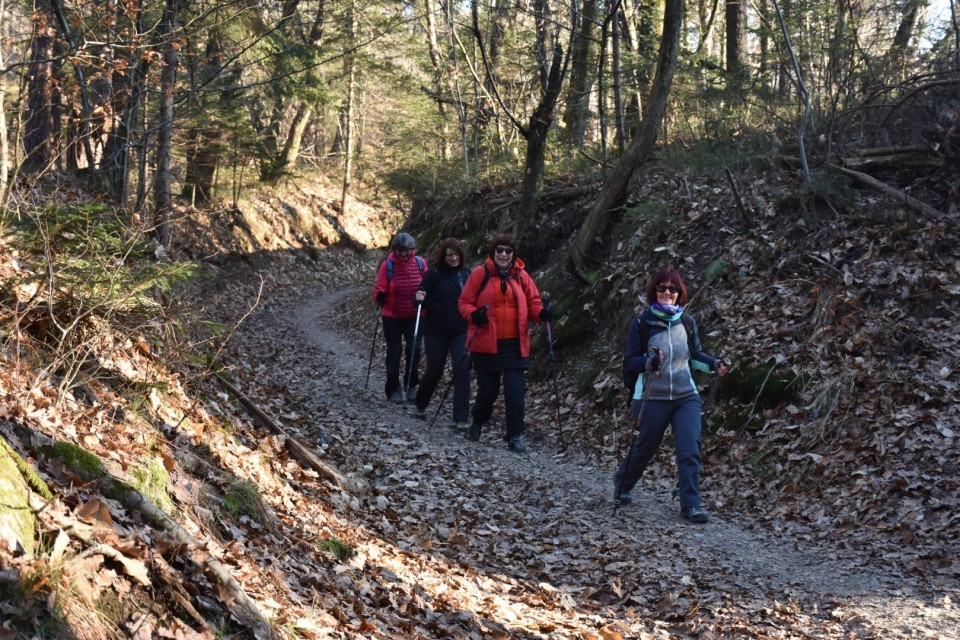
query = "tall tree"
xmin=180 ymin=36 xmax=227 ymax=206
xmin=0 ymin=0 xmax=9 ymax=191
xmin=153 ymin=0 xmax=181 ymax=246
xmin=340 ymin=0 xmax=358 ymax=215
xmin=569 ymin=0 xmax=683 ymax=281
xmin=422 ymin=0 xmax=450 ymax=159
xmin=562 ymin=0 xmax=599 ymax=147
xmin=512 ymin=0 xmax=573 ymax=243
xmin=725 ymin=0 xmax=747 ymax=76
xmin=21 ymin=15 xmax=60 ymax=174
xmin=886 ymin=0 xmax=929 ymax=77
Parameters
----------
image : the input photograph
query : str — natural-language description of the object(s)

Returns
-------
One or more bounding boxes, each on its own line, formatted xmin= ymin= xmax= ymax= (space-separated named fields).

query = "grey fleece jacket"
xmin=625 ymin=311 xmax=719 ymax=401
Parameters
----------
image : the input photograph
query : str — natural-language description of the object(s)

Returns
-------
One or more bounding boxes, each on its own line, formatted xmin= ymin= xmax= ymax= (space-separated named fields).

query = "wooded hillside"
xmin=1 ymin=0 xmax=958 ymax=638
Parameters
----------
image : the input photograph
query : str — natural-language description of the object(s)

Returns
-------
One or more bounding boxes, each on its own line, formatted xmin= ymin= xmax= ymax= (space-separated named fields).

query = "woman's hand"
xmin=415 ymin=290 xmax=426 ymax=303
xmin=716 ymin=357 xmax=731 ymax=377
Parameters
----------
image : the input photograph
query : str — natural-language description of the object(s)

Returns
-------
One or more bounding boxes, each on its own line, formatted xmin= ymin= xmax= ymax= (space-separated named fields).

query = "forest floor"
xmin=212 ymin=252 xmax=959 ymax=640
xmin=3 ymin=168 xmax=957 ymax=639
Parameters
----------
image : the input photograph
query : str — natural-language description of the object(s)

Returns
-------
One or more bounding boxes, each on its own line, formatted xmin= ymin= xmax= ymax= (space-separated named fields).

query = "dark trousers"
xmin=381 ymin=316 xmax=421 ymax=397
xmin=472 ymin=368 xmax=526 ymax=441
xmin=414 ymin=332 xmax=471 ymax=423
xmin=615 ymin=393 xmax=703 ymax=510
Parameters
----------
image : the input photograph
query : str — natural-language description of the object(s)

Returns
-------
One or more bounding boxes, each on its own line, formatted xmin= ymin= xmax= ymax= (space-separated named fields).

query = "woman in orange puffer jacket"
xmin=458 ymin=233 xmax=550 ymax=453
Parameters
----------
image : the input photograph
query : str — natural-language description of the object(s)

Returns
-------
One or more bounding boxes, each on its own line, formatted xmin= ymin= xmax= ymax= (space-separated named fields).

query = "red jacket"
xmin=372 ymin=252 xmax=426 ymax=319
xmin=458 ymin=257 xmax=545 ymax=356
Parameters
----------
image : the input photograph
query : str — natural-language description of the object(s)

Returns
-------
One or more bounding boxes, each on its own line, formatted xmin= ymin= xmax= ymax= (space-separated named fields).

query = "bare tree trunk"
xmin=886 ymin=0 xmax=926 ymax=78
xmin=612 ymin=1 xmax=626 ymax=154
xmin=569 ymin=0 xmax=683 ymax=282
xmin=725 ymin=0 xmax=747 ymax=77
xmin=340 ymin=0 xmax=357 ymax=216
xmin=625 ymin=0 xmax=656 ymax=139
xmin=21 ymin=20 xmax=60 ymax=174
xmin=0 ymin=0 xmax=8 ymax=193
xmin=277 ymin=104 xmax=313 ymax=178
xmin=695 ymin=0 xmax=720 ymax=56
xmin=771 ymin=0 xmax=811 ymax=183
xmin=514 ymin=43 xmax=566 ymax=242
xmin=180 ymin=36 xmax=226 ymax=203
xmin=487 ymin=0 xmax=512 ymax=87
xmin=153 ymin=0 xmax=180 ymax=246
xmin=598 ymin=11 xmax=609 ymax=166
xmin=758 ymin=0 xmax=770 ymax=85
xmin=423 ymin=0 xmax=449 ymax=159
xmin=533 ymin=0 xmax=554 ymax=92
xmin=47 ymin=0 xmax=98 ymax=171
xmin=103 ymin=19 xmax=150 ymax=206
xmin=561 ymin=0 xmax=599 ymax=147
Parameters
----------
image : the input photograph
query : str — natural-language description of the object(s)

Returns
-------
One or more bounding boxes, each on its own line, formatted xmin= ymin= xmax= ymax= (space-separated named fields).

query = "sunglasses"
xmin=444 ymin=248 xmax=459 ymax=257
xmin=656 ymin=284 xmax=680 ymax=294
xmin=495 ymin=246 xmax=514 ymax=255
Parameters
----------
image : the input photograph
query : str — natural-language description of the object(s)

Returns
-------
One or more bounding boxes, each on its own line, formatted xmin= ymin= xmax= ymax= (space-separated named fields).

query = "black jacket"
xmin=418 ymin=265 xmax=469 ymax=336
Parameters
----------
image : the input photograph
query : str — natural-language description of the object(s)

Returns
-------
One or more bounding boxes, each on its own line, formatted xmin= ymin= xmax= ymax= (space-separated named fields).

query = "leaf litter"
xmin=2 ymin=171 xmax=958 ymax=638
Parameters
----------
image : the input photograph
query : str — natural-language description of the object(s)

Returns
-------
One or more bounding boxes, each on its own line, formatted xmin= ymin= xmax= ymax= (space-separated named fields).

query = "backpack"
xmin=622 ymin=313 xmax=695 ymax=392
xmin=386 ymin=255 xmax=425 ymax=282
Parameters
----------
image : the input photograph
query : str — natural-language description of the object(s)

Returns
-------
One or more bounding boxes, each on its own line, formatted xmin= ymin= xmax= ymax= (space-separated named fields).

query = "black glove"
xmin=376 ymin=291 xmax=387 ymax=306
xmin=539 ymin=306 xmax=552 ymax=322
xmin=647 ymin=348 xmax=662 ymax=372
xmin=471 ymin=307 xmax=489 ymax=326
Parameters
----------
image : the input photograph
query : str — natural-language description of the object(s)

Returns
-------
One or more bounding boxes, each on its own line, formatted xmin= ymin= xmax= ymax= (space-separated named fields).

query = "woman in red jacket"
xmin=458 ymin=234 xmax=550 ymax=452
xmin=372 ymin=233 xmax=426 ymax=402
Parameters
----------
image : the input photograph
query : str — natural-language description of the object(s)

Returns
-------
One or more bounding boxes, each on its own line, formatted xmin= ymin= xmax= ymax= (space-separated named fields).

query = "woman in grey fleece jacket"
xmin=614 ymin=267 xmax=730 ymax=523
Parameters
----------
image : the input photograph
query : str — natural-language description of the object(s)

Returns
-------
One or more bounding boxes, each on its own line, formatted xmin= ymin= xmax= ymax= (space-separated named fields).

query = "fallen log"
xmin=853 ymin=144 xmax=932 ymax=157
xmin=842 ymin=154 xmax=944 ymax=170
xmin=837 ymin=166 xmax=952 ymax=225
xmin=215 ymin=374 xmax=365 ymax=494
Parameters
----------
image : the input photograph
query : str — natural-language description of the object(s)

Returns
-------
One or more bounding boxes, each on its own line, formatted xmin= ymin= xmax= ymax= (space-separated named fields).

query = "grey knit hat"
xmin=392 ymin=232 xmax=416 ymax=250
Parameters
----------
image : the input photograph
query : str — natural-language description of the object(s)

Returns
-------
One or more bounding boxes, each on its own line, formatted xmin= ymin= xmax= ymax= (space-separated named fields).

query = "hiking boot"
xmin=412 ymin=406 xmax=427 ymax=420
xmin=451 ymin=421 xmax=470 ymax=432
xmin=466 ymin=424 xmax=482 ymax=441
xmin=389 ymin=390 xmax=404 ymax=403
xmin=613 ymin=477 xmax=633 ymax=505
xmin=507 ymin=435 xmax=527 ymax=453
xmin=680 ymin=507 xmax=710 ymax=524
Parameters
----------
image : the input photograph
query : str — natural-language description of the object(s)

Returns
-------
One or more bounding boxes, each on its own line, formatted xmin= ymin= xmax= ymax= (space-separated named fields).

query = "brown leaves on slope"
xmin=542 ymin=171 xmax=959 ymax=580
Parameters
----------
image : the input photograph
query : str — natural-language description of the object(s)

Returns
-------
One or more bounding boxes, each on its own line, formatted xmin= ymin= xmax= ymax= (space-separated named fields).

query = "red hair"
xmin=646 ymin=267 xmax=689 ymax=305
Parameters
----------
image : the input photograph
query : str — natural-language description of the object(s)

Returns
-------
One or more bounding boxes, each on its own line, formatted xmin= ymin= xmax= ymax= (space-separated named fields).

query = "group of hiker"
xmin=371 ymin=232 xmax=730 ymax=523
xmin=371 ymin=232 xmax=549 ymax=453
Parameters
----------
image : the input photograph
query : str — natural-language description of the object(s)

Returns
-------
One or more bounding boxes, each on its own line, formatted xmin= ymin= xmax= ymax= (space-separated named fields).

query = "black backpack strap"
xmin=476 ymin=267 xmax=492 ymax=295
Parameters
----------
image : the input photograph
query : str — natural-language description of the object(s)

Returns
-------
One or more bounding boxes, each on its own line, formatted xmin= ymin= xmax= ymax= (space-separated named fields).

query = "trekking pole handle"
xmin=650 ymin=346 xmax=662 ymax=377
xmin=716 ymin=356 xmax=732 ymax=376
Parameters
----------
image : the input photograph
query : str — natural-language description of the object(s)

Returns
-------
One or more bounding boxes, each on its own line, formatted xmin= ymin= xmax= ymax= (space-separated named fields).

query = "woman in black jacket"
xmin=412 ymin=238 xmax=472 ymax=428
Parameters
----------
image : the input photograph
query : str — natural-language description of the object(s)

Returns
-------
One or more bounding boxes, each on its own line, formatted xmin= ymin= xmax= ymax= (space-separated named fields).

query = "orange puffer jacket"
xmin=458 ymin=257 xmax=545 ymax=356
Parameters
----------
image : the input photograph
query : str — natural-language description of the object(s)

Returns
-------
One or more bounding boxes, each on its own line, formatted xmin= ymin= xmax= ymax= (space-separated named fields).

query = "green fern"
xmin=704 ymin=259 xmax=728 ymax=285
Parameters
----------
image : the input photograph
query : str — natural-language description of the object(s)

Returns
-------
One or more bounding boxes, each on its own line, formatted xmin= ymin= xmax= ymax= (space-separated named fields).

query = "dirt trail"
xmin=229 ymin=279 xmax=959 ymax=639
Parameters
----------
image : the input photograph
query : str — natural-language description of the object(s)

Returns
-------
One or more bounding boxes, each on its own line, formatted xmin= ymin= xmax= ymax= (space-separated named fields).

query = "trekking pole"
xmin=613 ymin=347 xmax=661 ymax=516
xmin=704 ymin=357 xmax=733 ymax=412
xmin=429 ymin=324 xmax=481 ymax=428
xmin=364 ymin=307 xmax=382 ymax=391
xmin=403 ymin=302 xmax=423 ymax=403
xmin=542 ymin=299 xmax=565 ymax=448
